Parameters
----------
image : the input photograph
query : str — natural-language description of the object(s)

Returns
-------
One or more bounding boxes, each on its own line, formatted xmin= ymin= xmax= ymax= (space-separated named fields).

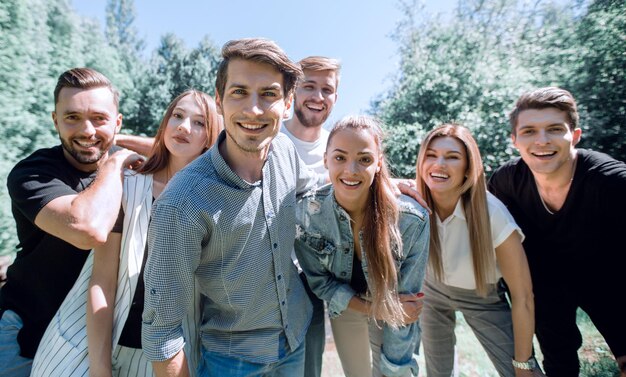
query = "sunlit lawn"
xmin=321 ymin=309 xmax=619 ymax=377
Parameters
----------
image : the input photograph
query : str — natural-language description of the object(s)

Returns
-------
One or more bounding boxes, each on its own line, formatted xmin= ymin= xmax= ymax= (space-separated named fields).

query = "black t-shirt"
xmin=488 ymin=149 xmax=626 ymax=293
xmin=350 ymin=254 xmax=368 ymax=295
xmin=1 ymin=145 xmax=95 ymax=358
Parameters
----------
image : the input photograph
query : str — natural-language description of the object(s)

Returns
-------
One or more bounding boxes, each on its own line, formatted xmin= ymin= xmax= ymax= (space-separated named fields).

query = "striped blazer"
xmin=31 ymin=172 xmax=201 ymax=377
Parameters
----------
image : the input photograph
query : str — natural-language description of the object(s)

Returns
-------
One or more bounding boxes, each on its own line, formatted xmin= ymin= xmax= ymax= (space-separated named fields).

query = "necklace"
xmin=538 ymin=191 xmax=555 ymax=215
xmin=535 ymin=155 xmax=577 ymax=215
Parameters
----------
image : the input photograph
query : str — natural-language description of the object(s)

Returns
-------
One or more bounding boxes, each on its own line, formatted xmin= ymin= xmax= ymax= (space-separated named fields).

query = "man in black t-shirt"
xmin=489 ymin=87 xmax=626 ymax=377
xmin=0 ymin=68 xmax=143 ymax=377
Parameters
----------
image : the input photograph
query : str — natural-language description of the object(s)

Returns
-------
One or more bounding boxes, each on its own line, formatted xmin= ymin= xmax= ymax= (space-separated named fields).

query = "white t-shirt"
xmin=282 ymin=125 xmax=330 ymax=271
xmin=435 ymin=191 xmax=524 ymax=290
xmin=281 ymin=126 xmax=329 ymax=176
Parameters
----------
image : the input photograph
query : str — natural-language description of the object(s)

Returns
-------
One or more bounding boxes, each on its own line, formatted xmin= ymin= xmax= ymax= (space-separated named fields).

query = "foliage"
xmin=130 ymin=34 xmax=220 ymax=136
xmin=374 ymin=0 xmax=626 ymax=179
xmin=105 ymin=0 xmax=145 ymax=134
xmin=569 ymin=0 xmax=626 ymax=161
xmin=0 ymin=0 xmax=220 ymax=256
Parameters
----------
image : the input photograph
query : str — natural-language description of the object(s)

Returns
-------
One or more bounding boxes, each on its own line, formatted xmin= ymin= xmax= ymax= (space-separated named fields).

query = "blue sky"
xmin=73 ymin=0 xmax=456 ymax=126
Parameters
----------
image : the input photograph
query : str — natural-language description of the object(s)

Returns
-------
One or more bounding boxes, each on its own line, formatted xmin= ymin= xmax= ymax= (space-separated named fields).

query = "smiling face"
xmin=420 ymin=136 xmax=468 ymax=201
xmin=325 ymin=128 xmax=381 ymax=213
xmin=512 ymin=107 xmax=581 ymax=178
xmin=163 ymin=94 xmax=209 ymax=164
xmin=53 ymin=86 xmax=122 ymax=172
xmin=293 ymin=69 xmax=338 ymax=128
xmin=216 ymin=58 xmax=291 ymax=159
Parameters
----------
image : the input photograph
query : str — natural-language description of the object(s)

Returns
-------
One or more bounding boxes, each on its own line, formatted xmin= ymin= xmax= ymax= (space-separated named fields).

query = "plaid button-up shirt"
xmin=142 ymin=132 xmax=317 ymax=364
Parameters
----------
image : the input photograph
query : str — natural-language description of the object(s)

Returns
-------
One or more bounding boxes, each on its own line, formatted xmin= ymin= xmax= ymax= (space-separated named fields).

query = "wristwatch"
xmin=512 ymin=357 xmax=538 ymax=370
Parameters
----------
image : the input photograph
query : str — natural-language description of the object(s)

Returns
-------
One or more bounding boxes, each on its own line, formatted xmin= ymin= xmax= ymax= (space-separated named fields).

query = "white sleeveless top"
xmin=31 ymin=172 xmax=201 ymax=377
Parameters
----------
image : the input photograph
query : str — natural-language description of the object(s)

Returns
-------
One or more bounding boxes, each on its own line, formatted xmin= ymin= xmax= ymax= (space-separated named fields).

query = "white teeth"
xmin=341 ymin=179 xmax=360 ymax=186
xmin=75 ymin=140 xmax=98 ymax=147
xmin=431 ymin=172 xmax=449 ymax=179
xmin=306 ymin=104 xmax=323 ymax=111
xmin=534 ymin=151 xmax=555 ymax=156
xmin=240 ymin=123 xmax=265 ymax=130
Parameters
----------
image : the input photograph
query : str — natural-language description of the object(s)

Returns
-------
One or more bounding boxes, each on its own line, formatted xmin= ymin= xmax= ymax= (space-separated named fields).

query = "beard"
xmin=294 ymin=105 xmax=329 ymax=128
xmin=60 ymin=136 xmax=110 ymax=165
xmin=225 ymin=127 xmax=272 ymax=154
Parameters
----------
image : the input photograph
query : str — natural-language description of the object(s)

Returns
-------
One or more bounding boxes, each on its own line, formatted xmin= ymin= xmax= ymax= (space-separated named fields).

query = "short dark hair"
xmin=54 ymin=67 xmax=120 ymax=109
xmin=215 ymin=38 xmax=302 ymax=100
xmin=509 ymin=87 xmax=579 ymax=134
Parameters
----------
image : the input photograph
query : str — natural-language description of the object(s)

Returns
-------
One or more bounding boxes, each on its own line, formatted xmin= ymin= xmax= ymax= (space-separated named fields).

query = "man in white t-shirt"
xmin=282 ymin=56 xmax=340 ymax=176
xmin=281 ymin=56 xmax=340 ymax=377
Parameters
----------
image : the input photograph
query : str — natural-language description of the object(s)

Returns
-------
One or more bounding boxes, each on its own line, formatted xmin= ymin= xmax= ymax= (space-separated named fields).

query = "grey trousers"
xmin=420 ymin=278 xmax=515 ymax=377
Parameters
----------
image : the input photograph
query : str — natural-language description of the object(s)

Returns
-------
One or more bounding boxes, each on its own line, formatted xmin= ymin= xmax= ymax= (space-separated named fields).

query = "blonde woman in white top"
xmin=416 ymin=124 xmax=544 ymax=377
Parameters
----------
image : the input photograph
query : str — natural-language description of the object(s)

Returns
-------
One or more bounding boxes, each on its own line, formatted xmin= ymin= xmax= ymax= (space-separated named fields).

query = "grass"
xmin=321 ymin=309 xmax=620 ymax=376
xmin=414 ymin=309 xmax=619 ymax=377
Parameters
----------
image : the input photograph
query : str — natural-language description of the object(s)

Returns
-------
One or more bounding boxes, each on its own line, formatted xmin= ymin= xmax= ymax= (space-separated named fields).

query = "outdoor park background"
xmin=0 ymin=0 xmax=623 ymax=375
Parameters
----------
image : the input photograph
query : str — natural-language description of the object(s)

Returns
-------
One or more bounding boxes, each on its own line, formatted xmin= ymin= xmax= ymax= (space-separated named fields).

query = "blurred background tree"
xmin=0 ymin=0 xmax=220 ymax=256
xmin=373 ymin=0 xmax=625 ymax=177
xmin=0 ymin=0 xmax=623 ymax=258
xmin=0 ymin=0 xmax=622 ymax=374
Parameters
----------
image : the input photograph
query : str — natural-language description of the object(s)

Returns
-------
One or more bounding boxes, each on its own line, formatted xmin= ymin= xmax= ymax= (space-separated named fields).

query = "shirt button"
xmin=273 ymin=243 xmax=278 ymax=249
xmin=277 ymin=275 xmax=282 ymax=280
xmin=282 ymin=301 xmax=285 ymax=306
xmin=150 ymin=289 xmax=156 ymax=295
xmin=344 ymin=248 xmax=350 ymax=254
xmin=340 ymin=215 xmax=346 ymax=221
xmin=340 ymin=272 xmax=347 ymax=277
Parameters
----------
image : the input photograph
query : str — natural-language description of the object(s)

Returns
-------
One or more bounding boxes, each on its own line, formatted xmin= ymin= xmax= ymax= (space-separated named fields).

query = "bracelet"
xmin=512 ymin=357 xmax=538 ymax=370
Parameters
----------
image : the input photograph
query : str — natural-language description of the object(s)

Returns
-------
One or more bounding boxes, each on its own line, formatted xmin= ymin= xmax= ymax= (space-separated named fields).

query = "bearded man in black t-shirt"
xmin=0 ymin=68 xmax=143 ymax=377
xmin=489 ymin=87 xmax=626 ymax=377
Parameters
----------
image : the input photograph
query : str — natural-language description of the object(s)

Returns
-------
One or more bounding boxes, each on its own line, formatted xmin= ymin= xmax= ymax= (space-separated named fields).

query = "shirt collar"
xmin=209 ymin=131 xmax=265 ymax=189
xmin=436 ymin=198 xmax=465 ymax=225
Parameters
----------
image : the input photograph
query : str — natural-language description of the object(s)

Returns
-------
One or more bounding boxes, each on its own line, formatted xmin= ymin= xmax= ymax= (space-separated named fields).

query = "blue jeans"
xmin=197 ymin=336 xmax=305 ymax=377
xmin=0 ymin=310 xmax=32 ymax=377
xmin=301 ymin=272 xmax=325 ymax=377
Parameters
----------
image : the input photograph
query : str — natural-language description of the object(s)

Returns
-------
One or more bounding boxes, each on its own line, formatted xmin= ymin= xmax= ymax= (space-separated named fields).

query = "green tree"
xmin=0 ymin=0 xmax=128 ymax=256
xmin=131 ymin=34 xmax=220 ymax=135
xmin=0 ymin=0 xmax=53 ymax=254
xmin=569 ymin=0 xmax=626 ymax=161
xmin=374 ymin=0 xmax=541 ymax=177
xmin=105 ymin=0 xmax=145 ymax=133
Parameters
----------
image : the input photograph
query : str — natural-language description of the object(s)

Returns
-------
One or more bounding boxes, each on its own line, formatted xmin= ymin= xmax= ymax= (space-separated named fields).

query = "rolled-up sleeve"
xmin=142 ymin=202 xmax=203 ymax=361
xmin=381 ymin=208 xmax=430 ymax=376
xmin=294 ymin=224 xmax=356 ymax=319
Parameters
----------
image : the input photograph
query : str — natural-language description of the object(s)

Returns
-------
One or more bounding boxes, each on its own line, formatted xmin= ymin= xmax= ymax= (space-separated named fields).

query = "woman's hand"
xmin=391 ymin=179 xmax=431 ymax=213
xmin=399 ymin=292 xmax=424 ymax=324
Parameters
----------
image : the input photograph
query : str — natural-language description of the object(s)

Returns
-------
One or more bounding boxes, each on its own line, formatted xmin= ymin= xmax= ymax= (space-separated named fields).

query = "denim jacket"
xmin=295 ymin=184 xmax=430 ymax=376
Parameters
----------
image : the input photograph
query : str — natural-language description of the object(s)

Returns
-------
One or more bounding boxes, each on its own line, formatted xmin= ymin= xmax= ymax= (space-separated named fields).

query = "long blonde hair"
xmin=328 ymin=115 xmax=405 ymax=328
xmin=415 ymin=124 xmax=495 ymax=296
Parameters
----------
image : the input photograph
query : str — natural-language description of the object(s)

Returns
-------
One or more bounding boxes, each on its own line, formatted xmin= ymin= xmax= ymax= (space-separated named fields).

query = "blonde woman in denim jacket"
xmin=295 ymin=115 xmax=430 ymax=377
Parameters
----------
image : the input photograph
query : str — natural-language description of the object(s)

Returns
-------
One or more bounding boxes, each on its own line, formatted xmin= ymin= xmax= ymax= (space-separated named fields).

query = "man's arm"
xmin=143 ymin=201 xmax=202 ymax=374
xmin=152 ymin=350 xmax=189 ymax=377
xmin=115 ymin=134 xmax=155 ymax=157
xmin=34 ymin=149 xmax=143 ymax=250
